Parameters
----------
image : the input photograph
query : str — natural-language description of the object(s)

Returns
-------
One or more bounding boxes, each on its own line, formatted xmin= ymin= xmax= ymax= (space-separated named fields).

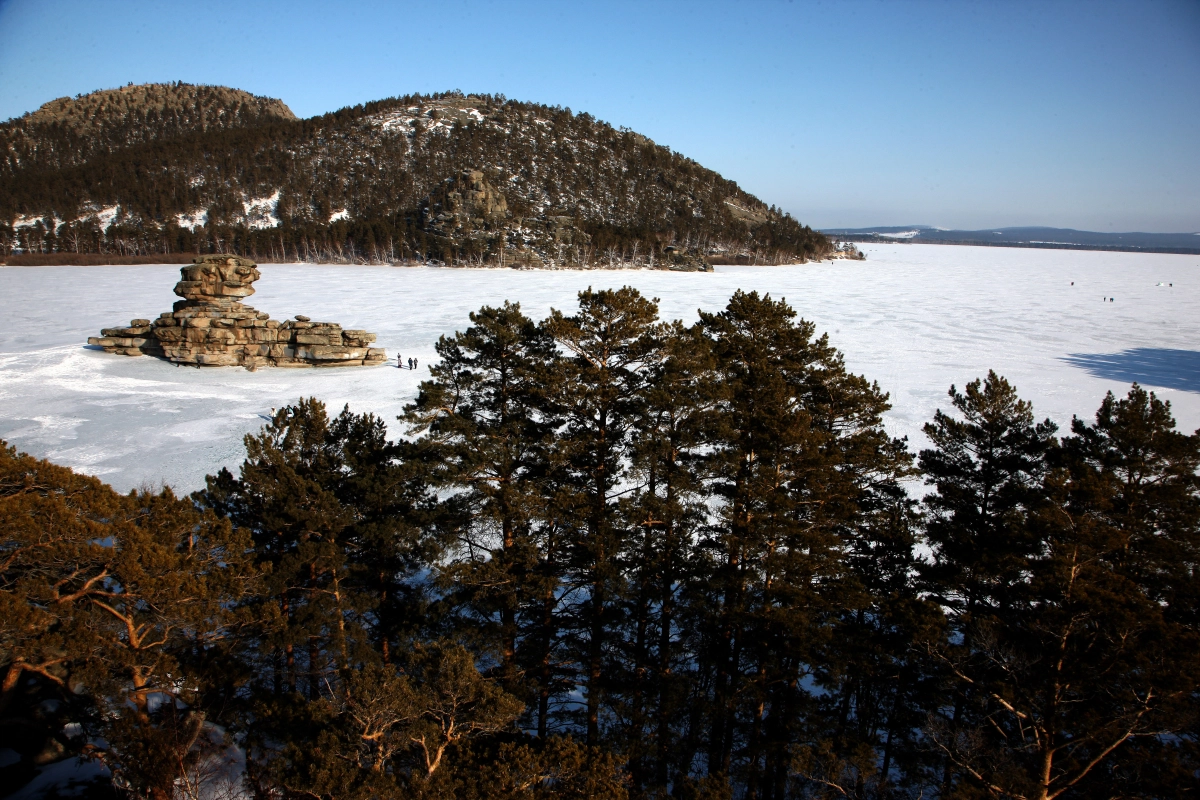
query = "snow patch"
xmin=877 ymin=230 xmax=922 ymax=239
xmin=11 ymin=213 xmax=64 ymax=232
xmin=90 ymin=206 xmax=120 ymax=232
xmin=177 ymin=209 xmax=209 ymax=232
xmin=242 ymin=190 xmax=280 ymax=230
xmin=375 ymin=109 xmax=415 ymax=133
xmin=370 ymin=104 xmax=485 ymax=137
xmin=329 ymin=209 xmax=350 ymax=223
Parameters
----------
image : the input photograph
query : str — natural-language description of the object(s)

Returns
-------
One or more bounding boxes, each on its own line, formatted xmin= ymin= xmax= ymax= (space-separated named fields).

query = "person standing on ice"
xmin=397 ymin=354 xmax=403 ymax=368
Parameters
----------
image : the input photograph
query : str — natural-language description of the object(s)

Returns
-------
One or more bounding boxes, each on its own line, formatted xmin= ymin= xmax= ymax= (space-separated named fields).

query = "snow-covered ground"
xmin=242 ymin=190 xmax=282 ymax=229
xmin=1 ymin=244 xmax=1196 ymax=493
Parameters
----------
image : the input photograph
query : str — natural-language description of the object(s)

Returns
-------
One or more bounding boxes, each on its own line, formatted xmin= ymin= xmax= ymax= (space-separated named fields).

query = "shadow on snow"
xmin=1061 ymin=348 xmax=1200 ymax=394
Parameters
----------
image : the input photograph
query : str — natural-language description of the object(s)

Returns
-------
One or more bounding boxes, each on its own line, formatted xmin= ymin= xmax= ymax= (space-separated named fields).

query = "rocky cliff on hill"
xmin=3 ymin=87 xmax=830 ymax=269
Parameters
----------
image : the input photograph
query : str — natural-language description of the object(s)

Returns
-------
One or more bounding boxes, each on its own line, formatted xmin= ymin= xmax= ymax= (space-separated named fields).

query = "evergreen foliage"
xmin=2 ymin=293 xmax=1197 ymax=799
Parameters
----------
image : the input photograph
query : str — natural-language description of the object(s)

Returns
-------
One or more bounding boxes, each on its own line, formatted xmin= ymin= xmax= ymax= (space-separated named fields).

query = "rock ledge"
xmin=88 ymin=256 xmax=387 ymax=370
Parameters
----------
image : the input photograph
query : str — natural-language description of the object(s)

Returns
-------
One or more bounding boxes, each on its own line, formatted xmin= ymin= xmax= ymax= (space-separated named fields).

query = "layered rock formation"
xmin=88 ymin=256 xmax=387 ymax=369
xmin=423 ymin=169 xmax=509 ymax=235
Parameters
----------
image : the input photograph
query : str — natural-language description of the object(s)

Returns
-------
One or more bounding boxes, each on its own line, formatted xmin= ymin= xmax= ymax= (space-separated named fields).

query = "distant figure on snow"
xmin=397 ymin=354 xmax=403 ymax=368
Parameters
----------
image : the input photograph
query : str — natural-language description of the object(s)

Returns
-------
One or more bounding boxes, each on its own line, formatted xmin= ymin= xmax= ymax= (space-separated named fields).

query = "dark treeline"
xmin=3 ymin=289 xmax=1198 ymax=800
xmin=4 ymin=252 xmax=198 ymax=266
xmin=1 ymin=89 xmax=831 ymax=267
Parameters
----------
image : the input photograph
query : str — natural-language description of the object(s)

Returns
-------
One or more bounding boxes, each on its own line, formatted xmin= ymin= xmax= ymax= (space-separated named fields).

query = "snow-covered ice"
xmin=1 ymin=244 xmax=1197 ymax=493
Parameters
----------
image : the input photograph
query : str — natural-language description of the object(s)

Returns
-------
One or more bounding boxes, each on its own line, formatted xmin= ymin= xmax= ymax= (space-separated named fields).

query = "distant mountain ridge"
xmin=0 ymin=84 xmax=832 ymax=269
xmin=822 ymin=225 xmax=1200 ymax=254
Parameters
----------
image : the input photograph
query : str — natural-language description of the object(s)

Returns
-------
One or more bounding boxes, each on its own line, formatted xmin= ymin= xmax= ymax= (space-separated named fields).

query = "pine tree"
xmin=920 ymin=371 xmax=1058 ymax=617
xmin=795 ymin=466 xmax=941 ymax=799
xmin=88 ymin=487 xmax=255 ymax=800
xmin=0 ymin=442 xmax=114 ymax=720
xmin=613 ymin=320 xmax=719 ymax=791
xmin=544 ymin=286 xmax=666 ymax=745
xmin=404 ymin=302 xmax=563 ymax=709
xmin=201 ymin=399 xmax=357 ymax=699
xmin=198 ymin=399 xmax=445 ymax=694
xmin=252 ymin=643 xmax=523 ymax=799
xmin=920 ymin=380 xmax=1200 ymax=799
xmin=334 ymin=405 xmax=445 ymax=663
xmin=1019 ymin=386 xmax=1198 ymax=799
xmin=696 ymin=290 xmax=908 ymax=797
xmin=0 ymin=441 xmax=255 ymax=799
xmin=919 ymin=372 xmax=1058 ymax=795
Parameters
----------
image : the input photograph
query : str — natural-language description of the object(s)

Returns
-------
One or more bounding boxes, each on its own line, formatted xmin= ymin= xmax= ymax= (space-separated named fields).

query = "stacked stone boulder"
xmin=88 ymin=255 xmax=387 ymax=370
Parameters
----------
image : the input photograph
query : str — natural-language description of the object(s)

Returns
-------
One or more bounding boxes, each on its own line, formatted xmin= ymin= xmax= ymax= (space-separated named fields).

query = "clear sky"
xmin=1 ymin=0 xmax=1197 ymax=232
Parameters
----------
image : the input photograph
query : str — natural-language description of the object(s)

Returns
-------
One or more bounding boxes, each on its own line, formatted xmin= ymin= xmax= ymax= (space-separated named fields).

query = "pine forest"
xmin=3 ymin=288 xmax=1198 ymax=800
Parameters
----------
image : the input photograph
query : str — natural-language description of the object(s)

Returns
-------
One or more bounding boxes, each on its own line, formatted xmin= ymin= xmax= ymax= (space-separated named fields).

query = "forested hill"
xmin=0 ymin=83 xmax=296 ymax=176
xmin=0 ymin=85 xmax=831 ymax=269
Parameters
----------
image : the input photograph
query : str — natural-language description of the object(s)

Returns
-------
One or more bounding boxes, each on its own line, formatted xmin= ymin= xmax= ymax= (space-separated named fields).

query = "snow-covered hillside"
xmin=0 ymin=244 xmax=1196 ymax=493
xmin=2 ymin=89 xmax=831 ymax=268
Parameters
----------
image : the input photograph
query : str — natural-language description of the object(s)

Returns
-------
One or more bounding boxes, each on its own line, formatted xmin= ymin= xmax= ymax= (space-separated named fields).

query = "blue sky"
xmin=1 ymin=0 xmax=1197 ymax=232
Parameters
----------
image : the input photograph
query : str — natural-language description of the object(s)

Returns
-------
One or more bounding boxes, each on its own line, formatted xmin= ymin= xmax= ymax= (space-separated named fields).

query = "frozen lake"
xmin=1 ymin=243 xmax=1197 ymax=493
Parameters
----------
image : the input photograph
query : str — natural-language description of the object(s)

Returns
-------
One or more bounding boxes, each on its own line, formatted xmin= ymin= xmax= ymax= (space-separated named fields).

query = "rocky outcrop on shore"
xmin=88 ymin=256 xmax=387 ymax=369
xmin=830 ymin=242 xmax=866 ymax=260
